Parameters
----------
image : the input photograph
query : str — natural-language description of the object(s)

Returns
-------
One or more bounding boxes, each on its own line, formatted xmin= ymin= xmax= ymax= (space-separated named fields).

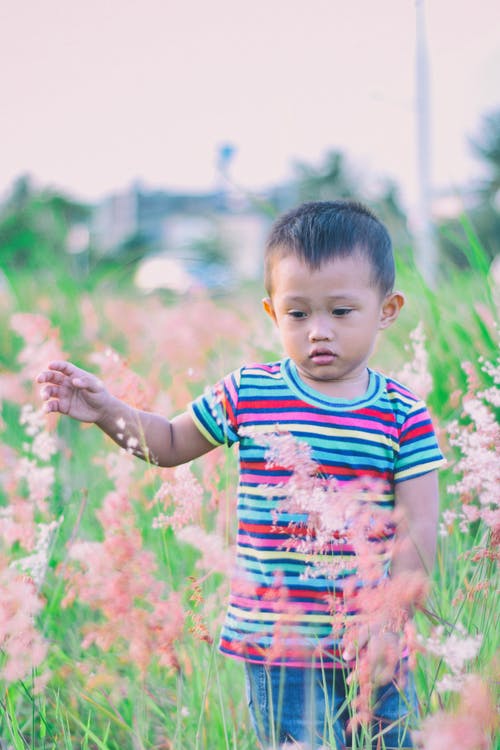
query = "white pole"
xmin=415 ymin=0 xmax=438 ymax=286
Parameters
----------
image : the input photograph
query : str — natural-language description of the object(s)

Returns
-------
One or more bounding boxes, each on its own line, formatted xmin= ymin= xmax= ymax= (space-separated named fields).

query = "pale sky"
xmin=1 ymin=0 xmax=499 ymax=211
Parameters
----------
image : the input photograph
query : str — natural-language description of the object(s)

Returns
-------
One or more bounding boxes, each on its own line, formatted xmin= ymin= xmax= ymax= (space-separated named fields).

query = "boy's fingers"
xmin=71 ymin=375 xmax=102 ymax=392
xmin=37 ymin=362 xmax=77 ymax=383
xmin=371 ymin=657 xmax=397 ymax=686
xmin=37 ymin=370 xmax=66 ymax=385
xmin=37 ymin=363 xmax=101 ymax=393
xmin=45 ymin=361 xmax=95 ymax=384
xmin=42 ymin=398 xmax=61 ymax=414
xmin=342 ymin=625 xmax=370 ymax=660
xmin=47 ymin=360 xmax=76 ymax=374
xmin=40 ymin=385 xmax=56 ymax=399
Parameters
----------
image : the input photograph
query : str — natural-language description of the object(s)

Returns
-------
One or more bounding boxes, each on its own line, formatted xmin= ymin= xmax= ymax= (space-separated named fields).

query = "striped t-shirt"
xmin=189 ymin=358 xmax=445 ymax=667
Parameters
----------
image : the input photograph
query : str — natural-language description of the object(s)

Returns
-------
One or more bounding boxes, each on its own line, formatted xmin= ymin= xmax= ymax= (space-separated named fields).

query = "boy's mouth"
xmin=309 ymin=348 xmax=336 ymax=365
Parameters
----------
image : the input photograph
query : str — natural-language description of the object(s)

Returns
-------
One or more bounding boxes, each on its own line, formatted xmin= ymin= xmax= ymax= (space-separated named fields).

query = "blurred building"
xmin=91 ymin=181 xmax=271 ymax=284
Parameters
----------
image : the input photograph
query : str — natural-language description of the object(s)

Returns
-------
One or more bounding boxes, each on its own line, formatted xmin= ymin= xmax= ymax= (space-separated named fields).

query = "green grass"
xmin=0 ymin=239 xmax=498 ymax=748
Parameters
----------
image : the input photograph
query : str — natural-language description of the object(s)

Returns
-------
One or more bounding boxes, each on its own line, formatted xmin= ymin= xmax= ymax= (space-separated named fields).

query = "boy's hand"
xmin=37 ymin=360 xmax=214 ymax=467
xmin=37 ymin=360 xmax=110 ymax=424
xmin=343 ymin=625 xmax=400 ymax=686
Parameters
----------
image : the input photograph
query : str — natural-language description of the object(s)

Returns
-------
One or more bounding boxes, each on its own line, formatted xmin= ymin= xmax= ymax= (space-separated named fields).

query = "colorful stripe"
xmin=189 ymin=358 xmax=445 ymax=667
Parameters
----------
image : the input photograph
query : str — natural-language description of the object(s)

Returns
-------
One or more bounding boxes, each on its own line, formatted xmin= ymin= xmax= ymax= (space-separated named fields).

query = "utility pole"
xmin=415 ymin=0 xmax=438 ymax=286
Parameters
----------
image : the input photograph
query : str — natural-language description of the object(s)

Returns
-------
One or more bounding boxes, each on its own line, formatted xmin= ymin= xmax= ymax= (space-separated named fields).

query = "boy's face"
xmin=263 ymin=251 xmax=404 ymax=398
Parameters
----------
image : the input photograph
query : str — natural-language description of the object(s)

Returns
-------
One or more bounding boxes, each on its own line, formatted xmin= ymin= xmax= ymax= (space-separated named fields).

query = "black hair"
xmin=264 ymin=200 xmax=395 ymax=296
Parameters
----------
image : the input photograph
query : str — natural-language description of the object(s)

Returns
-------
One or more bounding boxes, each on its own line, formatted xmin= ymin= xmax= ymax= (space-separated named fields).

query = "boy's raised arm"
xmin=37 ymin=360 xmax=214 ymax=467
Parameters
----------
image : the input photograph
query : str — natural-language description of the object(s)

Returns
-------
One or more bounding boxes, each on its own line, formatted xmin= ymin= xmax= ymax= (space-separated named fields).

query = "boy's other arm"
xmin=37 ymin=360 xmax=215 ymax=467
xmin=392 ymin=470 xmax=440 ymax=581
xmin=343 ymin=471 xmax=439 ymax=683
xmin=369 ymin=471 xmax=439 ymax=680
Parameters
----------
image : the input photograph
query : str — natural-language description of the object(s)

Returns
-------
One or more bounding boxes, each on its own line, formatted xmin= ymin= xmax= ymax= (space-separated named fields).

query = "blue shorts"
xmin=244 ymin=661 xmax=417 ymax=749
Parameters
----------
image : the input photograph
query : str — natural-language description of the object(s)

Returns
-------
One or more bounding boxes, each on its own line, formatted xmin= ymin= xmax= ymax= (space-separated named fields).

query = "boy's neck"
xmin=293 ymin=363 xmax=371 ymax=400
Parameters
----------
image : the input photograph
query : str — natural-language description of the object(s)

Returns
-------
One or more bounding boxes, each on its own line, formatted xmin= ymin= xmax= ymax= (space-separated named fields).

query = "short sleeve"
xmin=188 ymin=369 xmax=241 ymax=447
xmin=394 ymin=401 xmax=446 ymax=482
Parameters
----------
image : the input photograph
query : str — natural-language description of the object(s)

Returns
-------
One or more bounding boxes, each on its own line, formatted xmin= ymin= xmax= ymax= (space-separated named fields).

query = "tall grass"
xmin=0 ymin=236 xmax=498 ymax=749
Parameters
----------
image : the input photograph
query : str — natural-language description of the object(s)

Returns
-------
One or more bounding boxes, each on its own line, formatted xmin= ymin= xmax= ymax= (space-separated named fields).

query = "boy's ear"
xmin=378 ymin=291 xmax=405 ymax=330
xmin=262 ymin=297 xmax=277 ymax=324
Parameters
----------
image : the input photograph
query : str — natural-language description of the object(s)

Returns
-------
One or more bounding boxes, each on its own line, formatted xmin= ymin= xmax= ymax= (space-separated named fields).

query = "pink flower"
xmin=0 ymin=499 xmax=36 ymax=550
xmin=20 ymin=404 xmax=47 ymax=437
xmin=89 ymin=347 xmax=156 ymax=411
xmin=15 ymin=458 xmax=54 ymax=512
xmin=415 ymin=674 xmax=497 ymax=750
xmin=61 ymin=488 xmax=185 ymax=675
xmin=0 ymin=558 xmax=48 ymax=682
xmin=95 ymin=448 xmax=136 ymax=496
xmin=419 ymin=623 xmax=482 ymax=692
xmin=11 ymin=313 xmax=66 ymax=385
xmin=177 ymin=525 xmax=234 ymax=575
xmin=446 ymin=355 xmax=499 ymax=579
xmin=393 ymin=322 xmax=433 ymax=400
xmin=152 ymin=464 xmax=203 ymax=532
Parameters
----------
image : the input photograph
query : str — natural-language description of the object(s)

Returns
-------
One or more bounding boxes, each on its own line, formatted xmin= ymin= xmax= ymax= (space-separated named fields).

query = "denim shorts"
xmin=244 ymin=661 xmax=418 ymax=749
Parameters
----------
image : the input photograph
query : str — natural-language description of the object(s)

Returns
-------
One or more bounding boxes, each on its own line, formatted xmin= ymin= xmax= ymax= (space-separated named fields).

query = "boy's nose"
xmin=308 ymin=317 xmax=333 ymax=341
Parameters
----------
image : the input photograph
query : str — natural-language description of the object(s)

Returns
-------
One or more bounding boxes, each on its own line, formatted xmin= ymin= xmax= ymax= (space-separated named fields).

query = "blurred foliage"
xmin=189 ymin=232 xmax=229 ymax=266
xmin=269 ymin=150 xmax=413 ymax=256
xmin=470 ymin=107 xmax=500 ymax=198
xmin=1 ymin=111 xmax=499 ymax=297
xmin=0 ymin=175 xmax=91 ymax=274
xmin=438 ymin=108 xmax=500 ymax=267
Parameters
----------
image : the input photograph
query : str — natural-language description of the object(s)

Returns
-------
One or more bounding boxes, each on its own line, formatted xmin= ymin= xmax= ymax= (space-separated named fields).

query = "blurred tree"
xmin=437 ymin=109 xmax=500 ymax=269
xmin=293 ymin=151 xmax=357 ymax=202
xmin=470 ymin=108 xmax=500 ymax=201
xmin=0 ymin=175 xmax=91 ymax=276
xmin=288 ymin=150 xmax=411 ymax=253
xmin=189 ymin=232 xmax=228 ymax=266
xmin=91 ymin=230 xmax=155 ymax=284
xmin=6 ymin=174 xmax=32 ymax=212
xmin=370 ymin=181 xmax=413 ymax=258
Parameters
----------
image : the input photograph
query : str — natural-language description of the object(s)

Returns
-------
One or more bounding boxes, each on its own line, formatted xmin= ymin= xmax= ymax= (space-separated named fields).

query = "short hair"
xmin=264 ymin=200 xmax=395 ymax=296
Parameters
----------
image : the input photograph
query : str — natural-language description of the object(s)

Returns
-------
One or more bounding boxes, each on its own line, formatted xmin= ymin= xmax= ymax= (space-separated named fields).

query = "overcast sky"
xmin=1 ymin=0 xmax=499 ymax=211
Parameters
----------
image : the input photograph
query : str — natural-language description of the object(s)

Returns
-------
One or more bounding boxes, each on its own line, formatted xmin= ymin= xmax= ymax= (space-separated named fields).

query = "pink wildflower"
xmin=418 ymin=623 xmax=483 ymax=692
xmin=448 ymin=397 xmax=499 ymax=510
xmin=0 ymin=373 xmax=26 ymax=407
xmin=79 ymin=294 xmax=100 ymax=342
xmin=247 ymin=429 xmax=431 ymax=728
xmin=478 ymin=348 xmax=500 ymax=407
xmin=393 ymin=321 xmax=433 ymax=400
xmin=95 ymin=449 xmax=136 ymax=497
xmin=177 ymin=525 xmax=234 ymax=575
xmin=152 ymin=464 xmax=203 ymax=532
xmin=89 ymin=347 xmax=156 ymax=411
xmin=20 ymin=404 xmax=47 ymax=437
xmin=246 ymin=428 xmax=395 ymax=585
xmin=0 ymin=498 xmax=36 ymax=550
xmin=348 ymin=570 xmax=428 ymax=637
xmin=200 ymin=447 xmax=239 ymax=535
xmin=61 ymin=489 xmax=184 ymax=676
xmin=31 ymin=430 xmax=57 ymax=462
xmin=13 ymin=517 xmax=63 ymax=589
xmin=15 ymin=458 xmax=54 ymax=513
xmin=440 ymin=361 xmax=500 ymax=604
xmin=10 ymin=313 xmax=66 ymax=386
xmin=0 ymin=557 xmax=48 ymax=682
xmin=415 ymin=673 xmax=497 ymax=750
xmin=186 ymin=576 xmax=226 ymax=642
xmin=446 ymin=356 xmax=499 ymax=568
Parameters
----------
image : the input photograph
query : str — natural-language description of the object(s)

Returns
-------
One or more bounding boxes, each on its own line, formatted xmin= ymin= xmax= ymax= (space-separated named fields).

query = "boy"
xmin=37 ymin=201 xmax=444 ymax=749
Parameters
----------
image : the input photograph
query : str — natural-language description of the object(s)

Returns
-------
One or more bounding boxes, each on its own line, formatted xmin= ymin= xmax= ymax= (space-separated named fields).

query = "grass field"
xmin=0 ymin=244 xmax=498 ymax=749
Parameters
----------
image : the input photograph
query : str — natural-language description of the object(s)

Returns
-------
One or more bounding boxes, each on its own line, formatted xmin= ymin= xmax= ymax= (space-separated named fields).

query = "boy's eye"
xmin=332 ymin=308 xmax=352 ymax=317
xmin=288 ymin=310 xmax=307 ymax=319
